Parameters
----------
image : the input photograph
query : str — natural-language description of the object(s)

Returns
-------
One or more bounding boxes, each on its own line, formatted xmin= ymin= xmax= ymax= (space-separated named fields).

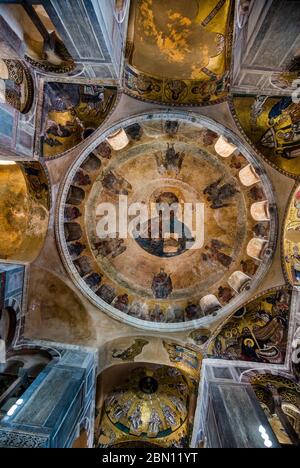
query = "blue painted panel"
xmin=0 ymin=264 xmax=24 ymax=305
xmin=0 ymin=343 xmax=96 ymax=448
xmin=0 ymin=106 xmax=13 ymax=138
xmin=44 ymin=0 xmax=110 ymax=61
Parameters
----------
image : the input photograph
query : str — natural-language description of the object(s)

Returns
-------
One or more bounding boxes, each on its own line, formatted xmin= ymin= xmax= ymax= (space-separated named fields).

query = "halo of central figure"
xmin=57 ymin=112 xmax=277 ymax=330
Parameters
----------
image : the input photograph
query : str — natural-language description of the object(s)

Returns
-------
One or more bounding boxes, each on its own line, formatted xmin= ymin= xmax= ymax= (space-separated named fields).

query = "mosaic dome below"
xmin=57 ymin=113 xmax=277 ymax=330
xmin=99 ymin=366 xmax=189 ymax=447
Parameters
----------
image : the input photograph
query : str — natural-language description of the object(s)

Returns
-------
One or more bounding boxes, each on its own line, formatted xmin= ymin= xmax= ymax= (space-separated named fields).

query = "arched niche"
xmin=6 ymin=348 xmax=52 ymax=379
xmin=0 ymin=161 xmax=50 ymax=262
xmin=123 ymin=0 xmax=235 ymax=106
xmin=0 ymin=346 xmax=53 ymax=417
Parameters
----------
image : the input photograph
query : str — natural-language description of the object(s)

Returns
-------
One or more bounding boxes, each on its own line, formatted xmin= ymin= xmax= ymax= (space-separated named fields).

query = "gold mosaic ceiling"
xmin=98 ymin=366 xmax=190 ymax=448
xmin=124 ymin=0 xmax=234 ymax=105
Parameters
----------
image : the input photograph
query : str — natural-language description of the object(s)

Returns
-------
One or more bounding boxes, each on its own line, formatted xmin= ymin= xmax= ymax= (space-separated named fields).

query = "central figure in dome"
xmin=134 ymin=191 xmax=195 ymax=258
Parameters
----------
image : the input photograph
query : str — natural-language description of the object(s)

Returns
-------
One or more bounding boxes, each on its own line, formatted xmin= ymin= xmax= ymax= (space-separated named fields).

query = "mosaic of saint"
xmin=163 ymin=341 xmax=201 ymax=382
xmin=124 ymin=0 xmax=234 ymax=105
xmin=97 ymin=366 xmax=190 ymax=448
xmin=111 ymin=339 xmax=149 ymax=362
xmin=58 ymin=115 xmax=275 ymax=328
xmin=39 ymin=82 xmax=117 ymax=159
xmin=232 ymin=95 xmax=300 ymax=178
xmin=283 ymin=185 xmax=300 ymax=286
xmin=208 ymin=287 xmax=291 ymax=364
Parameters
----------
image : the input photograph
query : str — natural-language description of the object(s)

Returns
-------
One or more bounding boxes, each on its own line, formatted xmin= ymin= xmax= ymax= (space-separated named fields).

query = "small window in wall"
xmin=239 ymin=164 xmax=260 ymax=187
xmin=199 ymin=295 xmax=221 ymax=315
xmin=228 ymin=271 xmax=251 ymax=292
xmin=106 ymin=129 xmax=130 ymax=151
xmin=214 ymin=136 xmax=237 ymax=158
xmin=247 ymin=238 xmax=267 ymax=260
xmin=251 ymin=201 xmax=270 ymax=221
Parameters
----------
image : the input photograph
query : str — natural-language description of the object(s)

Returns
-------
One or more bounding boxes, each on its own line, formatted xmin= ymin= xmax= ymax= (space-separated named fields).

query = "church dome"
xmin=103 ymin=366 xmax=189 ymax=440
xmin=57 ymin=112 xmax=277 ymax=331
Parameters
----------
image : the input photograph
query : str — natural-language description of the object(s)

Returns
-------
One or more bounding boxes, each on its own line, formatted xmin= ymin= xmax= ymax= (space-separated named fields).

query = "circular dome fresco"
xmin=103 ymin=367 xmax=189 ymax=440
xmin=57 ymin=112 xmax=277 ymax=331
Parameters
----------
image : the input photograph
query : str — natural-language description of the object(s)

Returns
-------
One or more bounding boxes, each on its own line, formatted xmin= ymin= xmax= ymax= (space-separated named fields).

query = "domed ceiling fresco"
xmin=57 ymin=113 xmax=277 ymax=331
xmin=98 ymin=366 xmax=191 ymax=448
xmin=124 ymin=0 xmax=234 ymax=105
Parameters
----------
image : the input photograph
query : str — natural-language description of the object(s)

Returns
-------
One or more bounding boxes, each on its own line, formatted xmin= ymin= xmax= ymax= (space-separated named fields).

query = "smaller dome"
xmin=105 ymin=367 xmax=189 ymax=438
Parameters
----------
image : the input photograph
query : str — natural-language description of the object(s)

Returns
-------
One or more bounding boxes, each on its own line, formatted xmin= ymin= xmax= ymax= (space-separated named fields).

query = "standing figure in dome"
xmin=162 ymin=405 xmax=176 ymax=427
xmin=151 ymin=269 xmax=173 ymax=299
xmin=148 ymin=409 xmax=162 ymax=435
xmin=129 ymin=405 xmax=143 ymax=432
